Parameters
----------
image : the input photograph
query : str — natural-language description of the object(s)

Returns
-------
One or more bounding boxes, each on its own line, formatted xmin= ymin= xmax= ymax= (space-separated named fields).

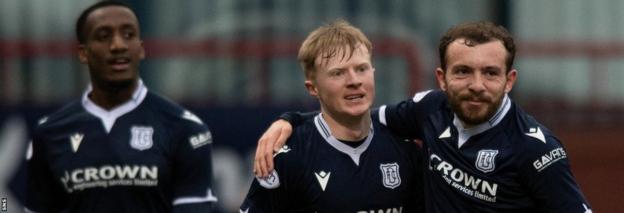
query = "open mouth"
xmin=108 ymin=57 xmax=131 ymax=71
xmin=345 ymin=94 xmax=365 ymax=101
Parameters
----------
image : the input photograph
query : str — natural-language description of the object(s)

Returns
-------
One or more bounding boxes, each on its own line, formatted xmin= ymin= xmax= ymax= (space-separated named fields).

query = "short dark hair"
xmin=438 ymin=21 xmax=516 ymax=72
xmin=75 ymin=1 xmax=134 ymax=44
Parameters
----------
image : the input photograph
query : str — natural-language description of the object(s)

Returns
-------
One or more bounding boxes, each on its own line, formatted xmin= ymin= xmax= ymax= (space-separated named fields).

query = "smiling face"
xmin=78 ymin=6 xmax=144 ymax=88
xmin=306 ymin=44 xmax=375 ymax=120
xmin=436 ymin=38 xmax=517 ymax=127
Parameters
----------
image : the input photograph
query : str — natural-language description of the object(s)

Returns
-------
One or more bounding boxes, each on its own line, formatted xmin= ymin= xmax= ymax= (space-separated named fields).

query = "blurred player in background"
xmin=240 ymin=19 xmax=424 ymax=212
xmin=23 ymin=1 xmax=216 ymax=212
xmin=254 ymin=21 xmax=592 ymax=212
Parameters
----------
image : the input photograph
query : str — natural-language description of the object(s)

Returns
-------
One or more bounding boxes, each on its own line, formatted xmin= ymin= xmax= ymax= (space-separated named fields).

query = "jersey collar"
xmin=454 ymin=94 xmax=511 ymax=148
xmin=82 ymin=79 xmax=148 ymax=133
xmin=314 ymin=113 xmax=374 ymax=166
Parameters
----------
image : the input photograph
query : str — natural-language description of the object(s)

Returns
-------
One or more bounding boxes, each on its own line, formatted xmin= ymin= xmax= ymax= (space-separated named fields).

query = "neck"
xmin=321 ymin=110 xmax=371 ymax=141
xmin=89 ymin=79 xmax=138 ymax=110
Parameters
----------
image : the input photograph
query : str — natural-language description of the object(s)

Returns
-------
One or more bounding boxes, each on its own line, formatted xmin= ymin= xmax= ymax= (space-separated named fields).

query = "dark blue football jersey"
xmin=380 ymin=90 xmax=592 ymax=212
xmin=25 ymin=81 xmax=217 ymax=213
xmin=241 ymin=113 xmax=424 ymax=213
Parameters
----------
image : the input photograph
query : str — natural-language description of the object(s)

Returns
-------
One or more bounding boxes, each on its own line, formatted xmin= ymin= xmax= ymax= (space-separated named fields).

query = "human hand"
xmin=253 ymin=119 xmax=292 ymax=177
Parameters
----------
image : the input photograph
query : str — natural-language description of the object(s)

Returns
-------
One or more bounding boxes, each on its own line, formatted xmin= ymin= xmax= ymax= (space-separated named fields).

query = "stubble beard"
xmin=448 ymin=90 xmax=503 ymax=126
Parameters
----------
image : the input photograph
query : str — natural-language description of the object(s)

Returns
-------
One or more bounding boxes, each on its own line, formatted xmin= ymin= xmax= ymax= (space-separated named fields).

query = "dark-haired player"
xmin=24 ymin=1 xmax=216 ymax=212
xmin=255 ymin=21 xmax=592 ymax=212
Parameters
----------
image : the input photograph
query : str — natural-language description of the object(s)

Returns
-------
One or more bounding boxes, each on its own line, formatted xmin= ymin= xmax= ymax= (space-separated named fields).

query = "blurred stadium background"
xmin=1 ymin=0 xmax=623 ymax=212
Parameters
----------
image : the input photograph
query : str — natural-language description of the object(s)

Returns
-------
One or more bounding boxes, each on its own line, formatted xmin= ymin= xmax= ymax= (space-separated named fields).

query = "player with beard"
xmin=254 ymin=21 xmax=592 ymax=212
xmin=23 ymin=1 xmax=217 ymax=212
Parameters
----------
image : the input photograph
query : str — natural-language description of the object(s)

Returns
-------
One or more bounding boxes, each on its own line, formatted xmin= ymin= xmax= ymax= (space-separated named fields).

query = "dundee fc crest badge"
xmin=130 ymin=126 xmax=154 ymax=151
xmin=476 ymin=149 xmax=499 ymax=173
xmin=380 ymin=163 xmax=401 ymax=189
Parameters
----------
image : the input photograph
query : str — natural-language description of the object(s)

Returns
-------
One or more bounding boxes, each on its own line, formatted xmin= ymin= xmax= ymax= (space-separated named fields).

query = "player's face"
xmin=78 ymin=6 xmax=144 ymax=87
xmin=436 ymin=39 xmax=517 ymax=127
xmin=306 ymin=44 xmax=375 ymax=119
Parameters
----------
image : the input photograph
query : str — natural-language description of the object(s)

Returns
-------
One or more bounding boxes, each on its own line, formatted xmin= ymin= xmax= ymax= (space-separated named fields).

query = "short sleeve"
xmin=171 ymin=117 xmax=217 ymax=212
xmin=25 ymin=136 xmax=68 ymax=212
xmin=519 ymin=135 xmax=592 ymax=212
xmin=381 ymin=90 xmax=443 ymax=139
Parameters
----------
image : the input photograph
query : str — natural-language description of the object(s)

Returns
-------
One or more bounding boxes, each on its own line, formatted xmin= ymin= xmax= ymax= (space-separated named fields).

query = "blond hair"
xmin=298 ymin=19 xmax=372 ymax=79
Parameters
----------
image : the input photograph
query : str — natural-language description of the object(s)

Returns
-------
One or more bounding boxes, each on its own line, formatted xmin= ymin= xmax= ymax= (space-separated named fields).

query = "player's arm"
xmin=242 ymin=139 xmax=296 ymax=213
xmin=24 ymin=135 xmax=68 ymax=212
xmin=379 ymin=89 xmax=443 ymax=139
xmin=240 ymin=171 xmax=288 ymax=213
xmin=171 ymin=116 xmax=217 ymax=213
xmin=520 ymin=136 xmax=592 ymax=213
xmin=254 ymin=111 xmax=315 ymax=177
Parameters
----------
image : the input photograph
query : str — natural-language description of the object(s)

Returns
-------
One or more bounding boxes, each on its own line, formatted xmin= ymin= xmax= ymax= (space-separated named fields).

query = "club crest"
xmin=380 ymin=163 xmax=401 ymax=189
xmin=475 ymin=149 xmax=499 ymax=173
xmin=130 ymin=126 xmax=154 ymax=151
xmin=257 ymin=170 xmax=280 ymax=189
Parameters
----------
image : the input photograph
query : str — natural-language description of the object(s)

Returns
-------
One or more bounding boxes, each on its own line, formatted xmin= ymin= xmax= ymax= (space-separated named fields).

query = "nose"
xmin=346 ymin=69 xmax=362 ymax=88
xmin=468 ymin=73 xmax=486 ymax=93
xmin=110 ymin=34 xmax=128 ymax=53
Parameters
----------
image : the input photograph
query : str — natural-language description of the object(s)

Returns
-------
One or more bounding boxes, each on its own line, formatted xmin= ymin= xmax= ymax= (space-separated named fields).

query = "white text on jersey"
xmin=60 ymin=165 xmax=158 ymax=193
xmin=533 ymin=147 xmax=567 ymax=172
xmin=356 ymin=206 xmax=402 ymax=213
xmin=429 ymin=154 xmax=498 ymax=202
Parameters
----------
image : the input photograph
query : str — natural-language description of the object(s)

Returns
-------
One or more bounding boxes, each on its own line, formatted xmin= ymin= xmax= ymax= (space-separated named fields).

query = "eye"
xmin=483 ymin=68 xmax=502 ymax=77
xmin=356 ymin=65 xmax=369 ymax=72
xmin=94 ymin=30 xmax=111 ymax=41
xmin=122 ymin=29 xmax=136 ymax=39
xmin=454 ymin=67 xmax=470 ymax=75
xmin=330 ymin=69 xmax=344 ymax=77
xmin=123 ymin=31 xmax=135 ymax=39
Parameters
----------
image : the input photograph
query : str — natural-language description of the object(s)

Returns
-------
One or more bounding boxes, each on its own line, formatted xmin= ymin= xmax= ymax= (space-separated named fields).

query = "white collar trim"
xmin=313 ymin=113 xmax=374 ymax=166
xmin=454 ymin=94 xmax=511 ymax=148
xmin=82 ymin=80 xmax=148 ymax=133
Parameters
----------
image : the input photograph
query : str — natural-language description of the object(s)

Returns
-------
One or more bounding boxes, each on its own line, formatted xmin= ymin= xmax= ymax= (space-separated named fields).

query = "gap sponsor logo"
xmin=533 ymin=147 xmax=567 ymax=172
xmin=357 ymin=206 xmax=402 ymax=213
xmin=429 ymin=154 xmax=498 ymax=202
xmin=60 ymin=165 xmax=158 ymax=193
xmin=190 ymin=131 xmax=212 ymax=149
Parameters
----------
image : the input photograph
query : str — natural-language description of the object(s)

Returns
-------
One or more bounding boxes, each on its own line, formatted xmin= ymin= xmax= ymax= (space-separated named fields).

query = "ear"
xmin=139 ymin=40 xmax=145 ymax=59
xmin=435 ymin=67 xmax=447 ymax=91
xmin=305 ymin=79 xmax=318 ymax=97
xmin=78 ymin=44 xmax=88 ymax=64
xmin=504 ymin=69 xmax=517 ymax=93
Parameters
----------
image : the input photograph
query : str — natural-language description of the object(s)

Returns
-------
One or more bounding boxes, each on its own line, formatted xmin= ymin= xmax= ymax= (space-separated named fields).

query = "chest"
xmin=291 ymin=142 xmax=415 ymax=212
xmin=41 ymin=116 xmax=175 ymax=193
xmin=423 ymin=124 xmax=531 ymax=207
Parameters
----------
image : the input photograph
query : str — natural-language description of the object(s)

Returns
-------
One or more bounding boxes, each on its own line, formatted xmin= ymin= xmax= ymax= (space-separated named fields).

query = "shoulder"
xmin=510 ymin=104 xmax=558 ymax=145
xmin=34 ymin=100 xmax=83 ymax=133
xmin=256 ymin=120 xmax=316 ymax=190
xmin=272 ymin=118 xmax=323 ymax=168
xmin=282 ymin=118 xmax=318 ymax=157
xmin=145 ymin=92 xmax=209 ymax=129
xmin=373 ymin=119 xmax=421 ymax=152
xmin=412 ymin=89 xmax=447 ymax=104
xmin=508 ymin=104 xmax=566 ymax=163
xmin=381 ymin=89 xmax=449 ymax=118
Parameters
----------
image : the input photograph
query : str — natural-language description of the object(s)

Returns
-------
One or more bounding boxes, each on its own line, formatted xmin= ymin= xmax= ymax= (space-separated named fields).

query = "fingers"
xmin=262 ymin=128 xmax=276 ymax=175
xmin=253 ymin=119 xmax=294 ymax=178
xmin=254 ymin=121 xmax=280 ymax=177
xmin=273 ymin=121 xmax=293 ymax=152
xmin=254 ymin=132 xmax=272 ymax=177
